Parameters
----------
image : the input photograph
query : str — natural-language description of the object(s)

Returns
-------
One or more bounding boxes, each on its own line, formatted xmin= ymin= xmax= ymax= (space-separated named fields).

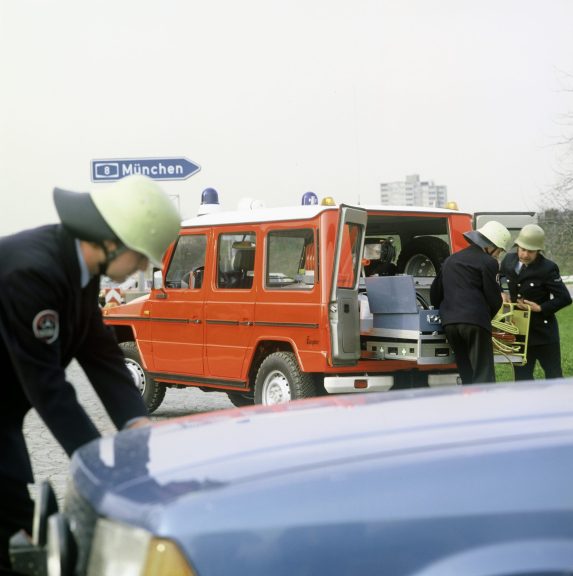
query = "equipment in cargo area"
xmin=491 ymin=302 xmax=531 ymax=366
xmin=361 ymin=275 xmax=454 ymax=364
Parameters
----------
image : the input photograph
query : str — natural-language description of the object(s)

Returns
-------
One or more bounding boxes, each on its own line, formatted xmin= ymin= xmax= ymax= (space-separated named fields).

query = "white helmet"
xmin=54 ymin=175 xmax=181 ymax=267
xmin=464 ymin=221 xmax=511 ymax=252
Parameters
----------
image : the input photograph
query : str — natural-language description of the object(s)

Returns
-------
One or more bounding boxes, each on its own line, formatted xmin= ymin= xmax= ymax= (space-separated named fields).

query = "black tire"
xmin=254 ymin=351 xmax=317 ymax=405
xmin=227 ymin=392 xmax=255 ymax=407
xmin=396 ymin=236 xmax=450 ymax=277
xmin=119 ymin=342 xmax=166 ymax=414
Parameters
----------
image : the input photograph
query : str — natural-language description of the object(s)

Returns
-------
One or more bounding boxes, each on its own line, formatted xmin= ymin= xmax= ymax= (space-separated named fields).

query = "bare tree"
xmin=537 ymin=74 xmax=573 ymax=275
xmin=538 ymin=209 xmax=573 ymax=275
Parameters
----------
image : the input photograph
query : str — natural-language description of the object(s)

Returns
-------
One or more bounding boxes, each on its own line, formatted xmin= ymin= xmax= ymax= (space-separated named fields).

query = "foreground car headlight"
xmin=87 ymin=518 xmax=195 ymax=576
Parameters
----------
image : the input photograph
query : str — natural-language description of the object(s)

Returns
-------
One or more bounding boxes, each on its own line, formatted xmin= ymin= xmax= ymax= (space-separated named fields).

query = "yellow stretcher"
xmin=491 ymin=302 xmax=531 ymax=366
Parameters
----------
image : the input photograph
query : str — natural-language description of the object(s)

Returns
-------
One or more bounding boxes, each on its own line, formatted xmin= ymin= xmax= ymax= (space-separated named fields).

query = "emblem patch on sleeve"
xmin=32 ymin=310 xmax=60 ymax=344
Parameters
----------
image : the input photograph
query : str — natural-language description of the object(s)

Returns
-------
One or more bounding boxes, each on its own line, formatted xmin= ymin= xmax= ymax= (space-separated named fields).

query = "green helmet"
xmin=464 ymin=220 xmax=511 ymax=252
xmin=515 ymin=224 xmax=545 ymax=251
xmin=54 ymin=175 xmax=180 ymax=267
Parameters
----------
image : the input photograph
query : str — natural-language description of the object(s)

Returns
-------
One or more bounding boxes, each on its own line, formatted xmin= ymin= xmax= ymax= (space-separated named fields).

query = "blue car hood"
xmin=71 ymin=380 xmax=573 ymax=531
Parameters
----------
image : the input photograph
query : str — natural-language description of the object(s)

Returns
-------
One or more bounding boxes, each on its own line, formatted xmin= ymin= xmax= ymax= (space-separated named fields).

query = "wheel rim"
xmin=125 ymin=358 xmax=146 ymax=394
xmin=262 ymin=370 xmax=291 ymax=404
xmin=403 ymin=254 xmax=437 ymax=276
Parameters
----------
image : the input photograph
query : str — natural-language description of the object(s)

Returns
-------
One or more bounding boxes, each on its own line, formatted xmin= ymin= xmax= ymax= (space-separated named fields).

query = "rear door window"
xmin=217 ymin=233 xmax=256 ymax=289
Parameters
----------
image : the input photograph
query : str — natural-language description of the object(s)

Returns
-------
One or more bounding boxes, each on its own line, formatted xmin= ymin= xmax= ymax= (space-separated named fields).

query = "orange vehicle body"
xmin=103 ymin=203 xmax=474 ymax=409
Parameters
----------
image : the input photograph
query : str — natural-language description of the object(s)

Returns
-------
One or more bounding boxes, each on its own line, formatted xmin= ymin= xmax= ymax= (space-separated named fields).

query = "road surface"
xmin=23 ymin=361 xmax=233 ymax=503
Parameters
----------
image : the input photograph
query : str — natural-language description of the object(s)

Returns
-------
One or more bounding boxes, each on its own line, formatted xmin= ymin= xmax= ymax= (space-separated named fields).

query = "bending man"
xmin=0 ymin=175 xmax=180 ymax=573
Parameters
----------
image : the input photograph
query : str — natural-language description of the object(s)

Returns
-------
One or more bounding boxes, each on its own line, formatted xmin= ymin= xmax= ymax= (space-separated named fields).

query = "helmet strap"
xmin=484 ymin=246 xmax=502 ymax=258
xmin=98 ymin=241 xmax=128 ymax=275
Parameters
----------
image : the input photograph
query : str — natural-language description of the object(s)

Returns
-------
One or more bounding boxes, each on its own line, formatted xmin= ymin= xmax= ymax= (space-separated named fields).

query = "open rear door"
xmin=329 ymin=205 xmax=367 ymax=366
xmin=474 ymin=212 xmax=537 ymax=245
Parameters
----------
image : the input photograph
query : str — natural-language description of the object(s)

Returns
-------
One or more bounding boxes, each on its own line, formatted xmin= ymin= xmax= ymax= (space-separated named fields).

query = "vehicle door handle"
xmin=190 ymin=318 xmax=202 ymax=324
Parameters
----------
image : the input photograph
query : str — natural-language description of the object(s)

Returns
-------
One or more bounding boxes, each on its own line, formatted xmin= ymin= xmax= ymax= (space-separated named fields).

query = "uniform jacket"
xmin=430 ymin=244 xmax=502 ymax=332
xmin=499 ymin=251 xmax=572 ymax=346
xmin=0 ymin=225 xmax=147 ymax=483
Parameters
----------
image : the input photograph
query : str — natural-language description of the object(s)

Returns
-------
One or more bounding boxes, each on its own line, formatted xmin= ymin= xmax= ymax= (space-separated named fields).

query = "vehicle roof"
xmin=180 ymin=203 xmax=469 ymax=228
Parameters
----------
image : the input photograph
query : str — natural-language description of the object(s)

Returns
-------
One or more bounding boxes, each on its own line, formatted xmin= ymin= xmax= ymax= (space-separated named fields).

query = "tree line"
xmin=538 ymin=208 xmax=573 ymax=275
xmin=538 ymin=77 xmax=573 ymax=276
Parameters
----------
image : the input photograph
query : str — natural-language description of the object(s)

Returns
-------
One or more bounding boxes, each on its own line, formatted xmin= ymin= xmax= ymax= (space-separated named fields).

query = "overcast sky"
xmin=1 ymin=0 xmax=572 ymax=233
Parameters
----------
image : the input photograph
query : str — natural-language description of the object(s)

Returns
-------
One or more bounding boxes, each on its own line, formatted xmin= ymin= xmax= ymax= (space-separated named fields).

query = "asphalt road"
xmin=23 ymin=361 xmax=233 ymax=503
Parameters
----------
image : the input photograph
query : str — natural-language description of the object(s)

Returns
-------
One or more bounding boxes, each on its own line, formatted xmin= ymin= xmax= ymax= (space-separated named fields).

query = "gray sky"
xmin=1 ymin=0 xmax=572 ymax=233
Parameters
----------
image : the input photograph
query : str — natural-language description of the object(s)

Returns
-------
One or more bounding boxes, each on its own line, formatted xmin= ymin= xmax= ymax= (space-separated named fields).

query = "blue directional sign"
xmin=91 ymin=157 xmax=201 ymax=182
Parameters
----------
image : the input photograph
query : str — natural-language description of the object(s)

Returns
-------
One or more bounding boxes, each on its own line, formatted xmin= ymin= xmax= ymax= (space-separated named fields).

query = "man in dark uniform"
xmin=430 ymin=221 xmax=511 ymax=384
xmin=0 ymin=175 xmax=180 ymax=574
xmin=499 ymin=224 xmax=572 ymax=380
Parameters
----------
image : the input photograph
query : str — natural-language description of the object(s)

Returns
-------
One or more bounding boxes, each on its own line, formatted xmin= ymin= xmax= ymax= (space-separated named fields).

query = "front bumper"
xmin=9 ymin=480 xmax=97 ymax=576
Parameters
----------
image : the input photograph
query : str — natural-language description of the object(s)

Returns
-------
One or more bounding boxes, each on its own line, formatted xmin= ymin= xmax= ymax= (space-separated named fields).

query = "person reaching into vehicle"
xmin=430 ymin=221 xmax=511 ymax=384
xmin=0 ymin=175 xmax=180 ymax=574
xmin=499 ymin=224 xmax=572 ymax=380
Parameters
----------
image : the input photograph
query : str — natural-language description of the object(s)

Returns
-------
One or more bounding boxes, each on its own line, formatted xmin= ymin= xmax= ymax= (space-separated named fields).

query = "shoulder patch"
xmin=32 ymin=310 xmax=59 ymax=344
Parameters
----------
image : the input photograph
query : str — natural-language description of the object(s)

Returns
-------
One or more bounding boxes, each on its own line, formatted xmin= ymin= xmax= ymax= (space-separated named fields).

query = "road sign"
xmin=91 ymin=157 xmax=201 ymax=182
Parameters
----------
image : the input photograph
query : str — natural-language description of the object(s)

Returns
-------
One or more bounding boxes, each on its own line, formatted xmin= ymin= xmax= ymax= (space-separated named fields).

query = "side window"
xmin=217 ymin=233 xmax=256 ymax=289
xmin=266 ymin=229 xmax=315 ymax=290
xmin=164 ymin=235 xmax=207 ymax=289
xmin=338 ymin=223 xmax=361 ymax=289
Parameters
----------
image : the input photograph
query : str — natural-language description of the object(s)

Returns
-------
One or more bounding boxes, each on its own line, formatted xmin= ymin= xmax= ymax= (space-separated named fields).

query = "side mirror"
xmin=152 ymin=269 xmax=163 ymax=290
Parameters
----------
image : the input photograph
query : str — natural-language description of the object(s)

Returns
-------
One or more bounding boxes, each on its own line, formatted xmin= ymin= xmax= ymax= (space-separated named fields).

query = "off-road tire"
xmin=254 ymin=351 xmax=317 ymax=405
xmin=119 ymin=342 xmax=166 ymax=414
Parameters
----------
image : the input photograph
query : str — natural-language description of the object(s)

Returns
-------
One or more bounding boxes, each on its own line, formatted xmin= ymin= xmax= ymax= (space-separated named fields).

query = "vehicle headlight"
xmin=87 ymin=518 xmax=195 ymax=576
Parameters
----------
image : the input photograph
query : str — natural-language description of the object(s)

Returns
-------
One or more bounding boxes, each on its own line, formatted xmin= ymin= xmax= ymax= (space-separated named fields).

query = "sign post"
xmin=91 ymin=157 xmax=201 ymax=182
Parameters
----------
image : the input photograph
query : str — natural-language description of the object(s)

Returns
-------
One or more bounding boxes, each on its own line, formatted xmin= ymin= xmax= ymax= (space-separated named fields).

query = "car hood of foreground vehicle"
xmin=71 ymin=380 xmax=573 ymax=540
